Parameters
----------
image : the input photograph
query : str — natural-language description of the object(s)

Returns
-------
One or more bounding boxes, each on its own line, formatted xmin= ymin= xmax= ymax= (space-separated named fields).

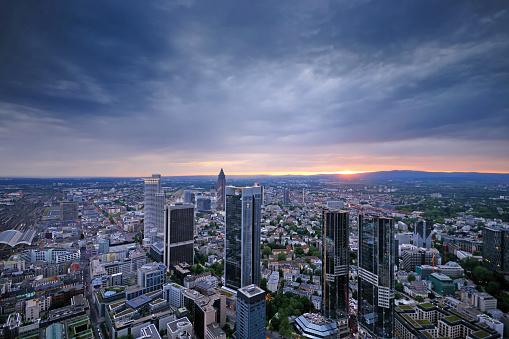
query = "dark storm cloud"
xmin=0 ymin=0 xmax=508 ymax=175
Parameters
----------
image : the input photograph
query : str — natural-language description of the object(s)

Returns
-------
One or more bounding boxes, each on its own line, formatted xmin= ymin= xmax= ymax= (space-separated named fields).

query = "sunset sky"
xmin=1 ymin=1 xmax=508 ymax=177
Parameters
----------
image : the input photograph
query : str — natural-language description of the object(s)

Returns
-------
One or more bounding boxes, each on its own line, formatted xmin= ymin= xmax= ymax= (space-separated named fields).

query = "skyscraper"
xmin=164 ymin=204 xmax=195 ymax=268
xmin=483 ymin=226 xmax=509 ymax=272
xmin=413 ymin=219 xmax=433 ymax=248
xmin=216 ymin=169 xmax=226 ymax=212
xmin=322 ymin=210 xmax=349 ymax=330
xmin=283 ymin=188 xmax=290 ymax=206
xmin=358 ymin=215 xmax=395 ymax=339
xmin=237 ymin=284 xmax=266 ymax=339
xmin=224 ymin=185 xmax=262 ymax=290
xmin=143 ymin=174 xmax=164 ymax=245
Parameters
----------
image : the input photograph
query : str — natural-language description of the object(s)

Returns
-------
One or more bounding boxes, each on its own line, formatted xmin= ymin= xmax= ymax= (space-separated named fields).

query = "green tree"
xmin=295 ymin=247 xmax=305 ymax=256
xmin=279 ymin=317 xmax=292 ymax=337
xmin=415 ymin=296 xmax=424 ymax=302
xmin=473 ymin=266 xmax=493 ymax=285
xmin=277 ymin=252 xmax=287 ymax=261
xmin=263 ymin=247 xmax=273 ymax=258
xmin=408 ymin=274 xmax=416 ymax=282
xmin=395 ymin=281 xmax=404 ymax=292
xmin=260 ymin=278 xmax=268 ymax=292
xmin=486 ymin=281 xmax=500 ymax=296
xmin=428 ymin=292 xmax=436 ymax=299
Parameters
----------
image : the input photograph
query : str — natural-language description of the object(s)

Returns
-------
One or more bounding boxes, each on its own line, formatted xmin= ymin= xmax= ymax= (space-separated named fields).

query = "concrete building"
xmin=237 ymin=284 xmax=266 ymax=339
xmin=413 ymin=219 xmax=433 ymax=248
xmin=137 ymin=262 xmax=166 ymax=293
xmin=295 ymin=313 xmax=338 ymax=339
xmin=163 ymin=283 xmax=187 ymax=308
xmin=429 ymin=273 xmax=455 ymax=295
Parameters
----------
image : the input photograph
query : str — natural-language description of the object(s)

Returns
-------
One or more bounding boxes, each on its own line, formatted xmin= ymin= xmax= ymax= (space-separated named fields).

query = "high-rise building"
xmin=216 ymin=169 xmax=226 ymax=212
xmin=483 ymin=227 xmax=509 ymax=272
xmin=224 ymin=185 xmax=262 ymax=290
xmin=143 ymin=174 xmax=164 ymax=245
xmin=413 ymin=219 xmax=433 ymax=248
xmin=358 ymin=215 xmax=395 ymax=339
xmin=237 ymin=284 xmax=266 ymax=339
xmin=196 ymin=197 xmax=211 ymax=212
xmin=401 ymin=248 xmax=440 ymax=272
xmin=183 ymin=190 xmax=195 ymax=205
xmin=322 ymin=210 xmax=349 ymax=324
xmin=137 ymin=262 xmax=166 ymax=293
xmin=283 ymin=188 xmax=290 ymax=206
xmin=164 ymin=204 xmax=195 ymax=268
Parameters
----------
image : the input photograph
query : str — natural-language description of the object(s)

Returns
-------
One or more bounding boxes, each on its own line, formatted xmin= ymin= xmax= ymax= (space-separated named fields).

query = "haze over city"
xmin=1 ymin=1 xmax=508 ymax=176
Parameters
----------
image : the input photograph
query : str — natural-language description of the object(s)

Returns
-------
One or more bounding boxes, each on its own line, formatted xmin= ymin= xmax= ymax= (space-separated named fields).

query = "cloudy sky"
xmin=1 ymin=1 xmax=508 ymax=176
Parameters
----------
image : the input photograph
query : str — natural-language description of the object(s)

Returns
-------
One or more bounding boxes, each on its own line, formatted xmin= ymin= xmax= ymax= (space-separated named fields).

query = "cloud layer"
xmin=0 ymin=1 xmax=508 ymax=176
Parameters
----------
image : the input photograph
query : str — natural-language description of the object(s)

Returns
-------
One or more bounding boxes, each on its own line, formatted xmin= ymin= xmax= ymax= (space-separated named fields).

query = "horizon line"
xmin=2 ymin=169 xmax=509 ymax=179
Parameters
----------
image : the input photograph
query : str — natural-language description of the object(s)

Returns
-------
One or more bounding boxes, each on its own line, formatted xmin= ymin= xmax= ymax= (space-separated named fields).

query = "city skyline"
xmin=1 ymin=2 xmax=508 ymax=177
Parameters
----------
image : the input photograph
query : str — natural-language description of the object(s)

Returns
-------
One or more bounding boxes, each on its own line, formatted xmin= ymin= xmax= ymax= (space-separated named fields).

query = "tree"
xmin=277 ymin=252 xmax=287 ymax=261
xmin=396 ymin=281 xmax=404 ymax=292
xmin=473 ymin=266 xmax=493 ymax=285
xmin=261 ymin=278 xmax=268 ymax=292
xmin=295 ymin=247 xmax=305 ymax=256
xmin=263 ymin=247 xmax=273 ymax=258
xmin=408 ymin=274 xmax=416 ymax=282
xmin=486 ymin=281 xmax=500 ymax=296
xmin=415 ymin=296 xmax=424 ymax=302
xmin=428 ymin=292 xmax=436 ymax=299
xmin=352 ymin=290 xmax=358 ymax=300
xmin=279 ymin=317 xmax=292 ymax=337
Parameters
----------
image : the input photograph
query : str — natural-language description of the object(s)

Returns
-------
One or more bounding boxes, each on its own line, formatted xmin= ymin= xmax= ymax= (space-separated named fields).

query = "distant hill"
xmin=342 ymin=170 xmax=509 ymax=183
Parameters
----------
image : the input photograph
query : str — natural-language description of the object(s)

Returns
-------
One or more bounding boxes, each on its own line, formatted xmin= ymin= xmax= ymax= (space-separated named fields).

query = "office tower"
xmin=60 ymin=202 xmax=78 ymax=221
xmin=137 ymin=262 xmax=166 ymax=293
xmin=237 ymin=284 xmax=266 ymax=339
xmin=401 ymin=248 xmax=438 ymax=272
xmin=196 ymin=196 xmax=211 ymax=212
xmin=322 ymin=210 xmax=349 ymax=326
xmin=224 ymin=185 xmax=262 ymax=290
xmin=216 ymin=169 xmax=226 ymax=211
xmin=358 ymin=215 xmax=395 ymax=339
xmin=183 ymin=190 xmax=195 ymax=205
xmin=143 ymin=174 xmax=164 ymax=245
xmin=483 ymin=227 xmax=509 ymax=272
xmin=164 ymin=204 xmax=195 ymax=268
xmin=283 ymin=188 xmax=290 ymax=206
xmin=413 ymin=219 xmax=433 ymax=248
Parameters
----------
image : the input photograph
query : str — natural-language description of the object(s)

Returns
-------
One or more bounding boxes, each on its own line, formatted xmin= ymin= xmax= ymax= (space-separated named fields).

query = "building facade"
xmin=237 ymin=284 xmax=266 ymax=339
xmin=322 ymin=209 xmax=349 ymax=331
xmin=224 ymin=185 xmax=262 ymax=290
xmin=216 ymin=169 xmax=226 ymax=212
xmin=483 ymin=227 xmax=509 ymax=272
xmin=164 ymin=204 xmax=195 ymax=268
xmin=413 ymin=220 xmax=433 ymax=248
xmin=143 ymin=174 xmax=164 ymax=245
xmin=358 ymin=215 xmax=395 ymax=339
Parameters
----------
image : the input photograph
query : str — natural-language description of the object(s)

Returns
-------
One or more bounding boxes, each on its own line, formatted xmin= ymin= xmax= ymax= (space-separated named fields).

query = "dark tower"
xmin=217 ymin=169 xmax=226 ymax=211
xmin=163 ymin=204 xmax=195 ymax=267
xmin=224 ymin=185 xmax=262 ymax=290
xmin=358 ymin=215 xmax=395 ymax=339
xmin=322 ymin=210 xmax=349 ymax=330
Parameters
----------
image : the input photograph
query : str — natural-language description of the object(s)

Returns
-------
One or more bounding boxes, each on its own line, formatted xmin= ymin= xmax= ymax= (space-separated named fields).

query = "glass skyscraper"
xmin=164 ymin=204 xmax=195 ymax=268
xmin=237 ymin=284 xmax=266 ymax=339
xmin=224 ymin=185 xmax=262 ymax=290
xmin=358 ymin=215 xmax=395 ymax=339
xmin=143 ymin=174 xmax=164 ymax=245
xmin=322 ymin=210 xmax=349 ymax=323
xmin=217 ymin=168 xmax=226 ymax=211
xmin=413 ymin=219 xmax=433 ymax=248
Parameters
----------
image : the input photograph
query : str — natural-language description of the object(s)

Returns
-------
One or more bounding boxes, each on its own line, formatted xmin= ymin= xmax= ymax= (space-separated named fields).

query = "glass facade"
xmin=358 ymin=215 xmax=394 ymax=339
xmin=225 ymin=186 xmax=262 ymax=290
xmin=322 ymin=210 xmax=349 ymax=322
xmin=217 ymin=168 xmax=226 ymax=211
xmin=483 ymin=227 xmax=509 ymax=272
xmin=164 ymin=205 xmax=195 ymax=267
